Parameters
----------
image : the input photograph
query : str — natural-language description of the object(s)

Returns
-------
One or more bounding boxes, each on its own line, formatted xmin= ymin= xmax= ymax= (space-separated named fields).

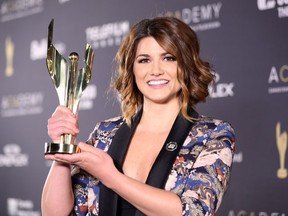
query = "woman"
xmin=42 ymin=16 xmax=235 ymax=216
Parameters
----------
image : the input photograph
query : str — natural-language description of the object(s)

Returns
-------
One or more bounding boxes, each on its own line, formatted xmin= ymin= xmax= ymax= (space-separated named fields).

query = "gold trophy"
xmin=44 ymin=19 xmax=94 ymax=154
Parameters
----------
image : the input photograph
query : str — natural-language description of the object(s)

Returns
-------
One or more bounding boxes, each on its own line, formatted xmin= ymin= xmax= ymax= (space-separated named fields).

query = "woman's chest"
xmin=122 ymin=130 xmax=169 ymax=182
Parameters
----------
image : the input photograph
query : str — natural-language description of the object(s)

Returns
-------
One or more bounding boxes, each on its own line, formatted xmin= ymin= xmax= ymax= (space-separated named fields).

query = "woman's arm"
xmin=178 ymin=121 xmax=235 ymax=215
xmin=41 ymin=106 xmax=80 ymax=216
xmin=109 ymin=168 xmax=183 ymax=216
xmin=41 ymin=161 xmax=74 ymax=216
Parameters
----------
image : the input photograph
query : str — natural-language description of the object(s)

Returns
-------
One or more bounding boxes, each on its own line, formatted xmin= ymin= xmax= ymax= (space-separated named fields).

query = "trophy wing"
xmin=73 ymin=44 xmax=94 ymax=113
xmin=46 ymin=45 xmax=67 ymax=106
xmin=46 ymin=19 xmax=67 ymax=106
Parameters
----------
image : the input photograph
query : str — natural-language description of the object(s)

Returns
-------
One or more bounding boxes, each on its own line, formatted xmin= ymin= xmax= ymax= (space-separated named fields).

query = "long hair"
xmin=113 ymin=16 xmax=214 ymax=124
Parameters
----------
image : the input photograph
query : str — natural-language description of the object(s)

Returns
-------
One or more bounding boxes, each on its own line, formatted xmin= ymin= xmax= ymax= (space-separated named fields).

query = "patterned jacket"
xmin=70 ymin=108 xmax=235 ymax=216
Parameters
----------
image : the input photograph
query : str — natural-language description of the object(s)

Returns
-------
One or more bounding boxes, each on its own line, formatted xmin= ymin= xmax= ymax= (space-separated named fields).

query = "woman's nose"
xmin=150 ymin=62 xmax=164 ymax=76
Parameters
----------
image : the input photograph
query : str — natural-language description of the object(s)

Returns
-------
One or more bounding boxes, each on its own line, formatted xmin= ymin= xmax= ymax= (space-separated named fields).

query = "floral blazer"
xmin=70 ymin=108 xmax=235 ymax=216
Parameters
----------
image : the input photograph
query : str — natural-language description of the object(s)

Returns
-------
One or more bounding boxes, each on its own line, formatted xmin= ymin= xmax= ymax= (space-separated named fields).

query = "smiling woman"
xmin=114 ymin=17 xmax=214 ymax=125
xmin=42 ymin=16 xmax=235 ymax=216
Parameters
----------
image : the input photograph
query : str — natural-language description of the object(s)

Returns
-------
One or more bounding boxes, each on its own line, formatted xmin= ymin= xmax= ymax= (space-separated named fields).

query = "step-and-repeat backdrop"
xmin=0 ymin=0 xmax=288 ymax=215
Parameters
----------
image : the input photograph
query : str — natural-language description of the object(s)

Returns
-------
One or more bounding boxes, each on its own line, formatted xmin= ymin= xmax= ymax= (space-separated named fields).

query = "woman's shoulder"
xmin=196 ymin=115 xmax=235 ymax=135
xmin=95 ymin=116 xmax=125 ymax=131
xmin=101 ymin=116 xmax=124 ymax=124
xmin=188 ymin=114 xmax=235 ymax=150
xmin=87 ymin=116 xmax=125 ymax=147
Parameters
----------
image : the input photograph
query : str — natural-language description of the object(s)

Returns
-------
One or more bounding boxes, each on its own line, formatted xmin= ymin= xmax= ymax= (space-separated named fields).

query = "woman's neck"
xmin=140 ymin=101 xmax=181 ymax=132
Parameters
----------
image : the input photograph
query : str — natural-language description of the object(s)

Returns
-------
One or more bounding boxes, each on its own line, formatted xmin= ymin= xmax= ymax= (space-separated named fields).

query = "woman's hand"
xmin=47 ymin=105 xmax=79 ymax=143
xmin=45 ymin=142 xmax=119 ymax=187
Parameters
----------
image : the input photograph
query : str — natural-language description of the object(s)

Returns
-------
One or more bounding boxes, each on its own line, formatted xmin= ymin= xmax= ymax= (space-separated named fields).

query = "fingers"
xmin=44 ymin=143 xmax=116 ymax=185
xmin=45 ymin=153 xmax=80 ymax=165
xmin=77 ymin=142 xmax=95 ymax=152
xmin=47 ymin=121 xmax=78 ymax=136
xmin=47 ymin=106 xmax=79 ymax=142
xmin=44 ymin=142 xmax=87 ymax=163
xmin=44 ymin=154 xmax=56 ymax=161
xmin=55 ymin=154 xmax=79 ymax=164
xmin=46 ymin=143 xmax=102 ymax=165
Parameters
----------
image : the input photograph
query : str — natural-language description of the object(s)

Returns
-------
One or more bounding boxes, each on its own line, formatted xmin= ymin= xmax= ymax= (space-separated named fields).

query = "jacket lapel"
xmin=99 ymin=109 xmax=142 ymax=216
xmin=134 ymin=108 xmax=198 ymax=216
xmin=145 ymin=108 xmax=198 ymax=188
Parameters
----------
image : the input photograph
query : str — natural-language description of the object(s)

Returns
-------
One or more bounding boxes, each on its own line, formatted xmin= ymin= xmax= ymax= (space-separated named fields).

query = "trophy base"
xmin=44 ymin=142 xmax=80 ymax=154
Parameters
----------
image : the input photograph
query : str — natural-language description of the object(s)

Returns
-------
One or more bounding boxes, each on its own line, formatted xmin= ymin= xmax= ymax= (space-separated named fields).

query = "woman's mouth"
xmin=147 ymin=80 xmax=169 ymax=86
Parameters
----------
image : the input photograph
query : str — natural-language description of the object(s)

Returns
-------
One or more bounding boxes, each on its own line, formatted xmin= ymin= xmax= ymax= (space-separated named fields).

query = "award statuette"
xmin=44 ymin=19 xmax=94 ymax=154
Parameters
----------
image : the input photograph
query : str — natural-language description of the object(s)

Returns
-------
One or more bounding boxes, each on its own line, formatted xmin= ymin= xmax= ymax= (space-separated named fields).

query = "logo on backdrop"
xmin=7 ymin=198 xmax=40 ymax=216
xmin=267 ymin=64 xmax=288 ymax=94
xmin=0 ymin=0 xmax=44 ymax=22
xmin=257 ymin=0 xmax=288 ymax=18
xmin=85 ymin=20 xmax=130 ymax=49
xmin=5 ymin=37 xmax=14 ymax=77
xmin=161 ymin=1 xmax=222 ymax=32
xmin=58 ymin=0 xmax=71 ymax=4
xmin=276 ymin=122 xmax=288 ymax=179
xmin=1 ymin=91 xmax=44 ymax=117
xmin=79 ymin=84 xmax=97 ymax=111
xmin=0 ymin=144 xmax=29 ymax=167
xmin=30 ymin=38 xmax=66 ymax=61
xmin=209 ymin=72 xmax=235 ymax=98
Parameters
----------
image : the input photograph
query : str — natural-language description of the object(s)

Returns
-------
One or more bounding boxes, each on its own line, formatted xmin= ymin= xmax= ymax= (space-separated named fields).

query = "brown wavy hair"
xmin=113 ymin=16 xmax=214 ymax=124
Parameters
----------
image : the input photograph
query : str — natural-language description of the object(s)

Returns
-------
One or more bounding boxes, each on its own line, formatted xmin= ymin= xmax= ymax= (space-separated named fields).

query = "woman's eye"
xmin=164 ymin=56 xmax=176 ymax=62
xmin=138 ymin=58 xmax=150 ymax=63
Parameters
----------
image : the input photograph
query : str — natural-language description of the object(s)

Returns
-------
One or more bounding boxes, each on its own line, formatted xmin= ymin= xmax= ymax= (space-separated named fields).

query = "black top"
xmin=117 ymin=196 xmax=136 ymax=216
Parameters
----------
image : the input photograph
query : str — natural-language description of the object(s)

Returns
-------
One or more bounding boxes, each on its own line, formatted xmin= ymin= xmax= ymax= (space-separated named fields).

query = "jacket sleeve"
xmin=69 ymin=122 xmax=102 ymax=216
xmin=69 ymin=118 xmax=123 ymax=216
xmin=70 ymin=171 xmax=99 ymax=216
xmin=169 ymin=121 xmax=235 ymax=216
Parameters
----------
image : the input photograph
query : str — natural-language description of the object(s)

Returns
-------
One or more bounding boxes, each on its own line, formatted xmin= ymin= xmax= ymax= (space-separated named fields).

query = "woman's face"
xmin=133 ymin=37 xmax=181 ymax=106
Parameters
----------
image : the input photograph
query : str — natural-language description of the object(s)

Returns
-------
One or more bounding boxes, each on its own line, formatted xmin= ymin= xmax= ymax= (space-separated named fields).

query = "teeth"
xmin=148 ymin=80 xmax=168 ymax=85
